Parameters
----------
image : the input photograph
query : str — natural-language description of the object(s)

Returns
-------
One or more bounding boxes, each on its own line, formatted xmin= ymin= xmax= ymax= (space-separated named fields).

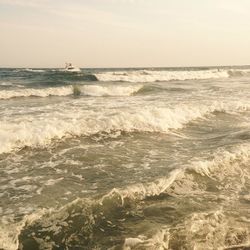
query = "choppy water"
xmin=1 ymin=66 xmax=250 ymax=249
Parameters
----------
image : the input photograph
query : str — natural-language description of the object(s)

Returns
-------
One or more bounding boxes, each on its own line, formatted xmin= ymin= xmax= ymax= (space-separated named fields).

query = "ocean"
xmin=1 ymin=66 xmax=250 ymax=249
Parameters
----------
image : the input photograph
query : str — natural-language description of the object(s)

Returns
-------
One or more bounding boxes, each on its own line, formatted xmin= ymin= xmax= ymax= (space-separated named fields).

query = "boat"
xmin=64 ymin=63 xmax=81 ymax=72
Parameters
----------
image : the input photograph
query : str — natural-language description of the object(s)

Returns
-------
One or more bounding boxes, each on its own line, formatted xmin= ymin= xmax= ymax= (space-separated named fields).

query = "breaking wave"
xmin=0 ymin=82 xmax=13 ymax=86
xmin=0 ymin=86 xmax=73 ymax=99
xmin=6 ymin=68 xmax=250 ymax=86
xmin=0 ymin=170 xmax=184 ymax=250
xmin=2 ymin=143 xmax=250 ymax=249
xmin=94 ymin=69 xmax=230 ymax=82
xmin=228 ymin=69 xmax=250 ymax=77
xmin=123 ymin=210 xmax=250 ymax=250
xmin=0 ymin=102 xmax=248 ymax=154
xmin=77 ymin=84 xmax=143 ymax=97
xmin=122 ymin=144 xmax=250 ymax=249
xmin=100 ymin=143 xmax=250 ymax=204
xmin=0 ymin=84 xmax=143 ymax=99
xmin=23 ymin=68 xmax=45 ymax=73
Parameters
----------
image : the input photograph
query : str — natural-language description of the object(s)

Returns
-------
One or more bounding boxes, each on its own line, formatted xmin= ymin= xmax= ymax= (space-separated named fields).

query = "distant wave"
xmin=0 ymin=84 xmax=143 ymax=99
xmin=228 ymin=69 xmax=250 ymax=77
xmin=0 ymin=102 xmax=248 ymax=155
xmin=0 ymin=86 xmax=73 ymax=99
xmin=94 ymin=69 xmax=230 ymax=82
xmin=0 ymin=82 xmax=13 ymax=86
xmin=19 ymin=68 xmax=45 ymax=73
xmin=8 ymin=68 xmax=250 ymax=85
xmin=78 ymin=84 xmax=143 ymax=96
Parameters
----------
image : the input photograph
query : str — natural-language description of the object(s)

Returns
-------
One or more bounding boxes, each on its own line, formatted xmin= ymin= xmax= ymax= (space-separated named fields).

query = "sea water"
xmin=1 ymin=67 xmax=250 ymax=249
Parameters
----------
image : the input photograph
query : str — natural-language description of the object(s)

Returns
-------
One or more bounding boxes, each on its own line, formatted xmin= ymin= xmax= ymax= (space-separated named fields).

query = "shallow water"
xmin=1 ymin=67 xmax=250 ymax=249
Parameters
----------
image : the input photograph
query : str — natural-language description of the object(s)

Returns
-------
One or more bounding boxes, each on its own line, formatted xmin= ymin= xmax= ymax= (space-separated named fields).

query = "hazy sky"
xmin=0 ymin=0 xmax=250 ymax=68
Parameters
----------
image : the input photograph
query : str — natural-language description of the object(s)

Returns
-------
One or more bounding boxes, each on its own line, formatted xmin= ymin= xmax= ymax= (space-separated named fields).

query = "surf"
xmin=3 ymin=143 xmax=250 ymax=250
xmin=94 ymin=69 xmax=230 ymax=82
xmin=0 ymin=84 xmax=143 ymax=99
xmin=0 ymin=101 xmax=249 ymax=155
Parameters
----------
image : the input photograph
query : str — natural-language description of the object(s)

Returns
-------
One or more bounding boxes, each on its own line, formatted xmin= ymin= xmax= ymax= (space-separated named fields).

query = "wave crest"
xmin=0 ymin=86 xmax=73 ymax=99
xmin=228 ymin=69 xmax=250 ymax=77
xmin=3 ymin=143 xmax=250 ymax=249
xmin=0 ymin=84 xmax=143 ymax=99
xmin=77 ymin=84 xmax=143 ymax=97
xmin=0 ymin=103 xmax=232 ymax=154
xmin=94 ymin=69 xmax=230 ymax=83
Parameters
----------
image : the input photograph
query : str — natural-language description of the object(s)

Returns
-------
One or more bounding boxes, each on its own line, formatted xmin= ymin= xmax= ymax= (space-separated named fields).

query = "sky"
xmin=0 ymin=0 xmax=250 ymax=68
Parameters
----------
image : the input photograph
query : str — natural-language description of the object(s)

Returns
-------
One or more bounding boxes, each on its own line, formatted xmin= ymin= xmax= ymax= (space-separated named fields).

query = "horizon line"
xmin=0 ymin=64 xmax=250 ymax=69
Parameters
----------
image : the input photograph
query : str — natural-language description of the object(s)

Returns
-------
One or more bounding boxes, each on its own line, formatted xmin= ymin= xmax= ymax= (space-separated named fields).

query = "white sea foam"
xmin=0 ymin=82 xmax=13 ymax=86
xmin=23 ymin=68 xmax=45 ymax=73
xmin=188 ymin=144 xmax=250 ymax=180
xmin=173 ymin=143 xmax=250 ymax=201
xmin=123 ymin=210 xmax=250 ymax=249
xmin=0 ymin=86 xmax=73 ymax=99
xmin=102 ymin=169 xmax=183 ymax=205
xmin=0 ymin=84 xmax=143 ymax=99
xmin=0 ymin=225 xmax=20 ymax=250
xmin=0 ymin=103 xmax=232 ymax=154
xmin=3 ymin=142 xmax=250 ymax=249
xmin=175 ymin=210 xmax=250 ymax=249
xmin=104 ymin=142 xmax=250 ymax=206
xmin=80 ymin=84 xmax=143 ymax=96
xmin=123 ymin=229 xmax=170 ymax=250
xmin=0 ymin=209 xmax=47 ymax=250
xmin=94 ymin=69 xmax=230 ymax=83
